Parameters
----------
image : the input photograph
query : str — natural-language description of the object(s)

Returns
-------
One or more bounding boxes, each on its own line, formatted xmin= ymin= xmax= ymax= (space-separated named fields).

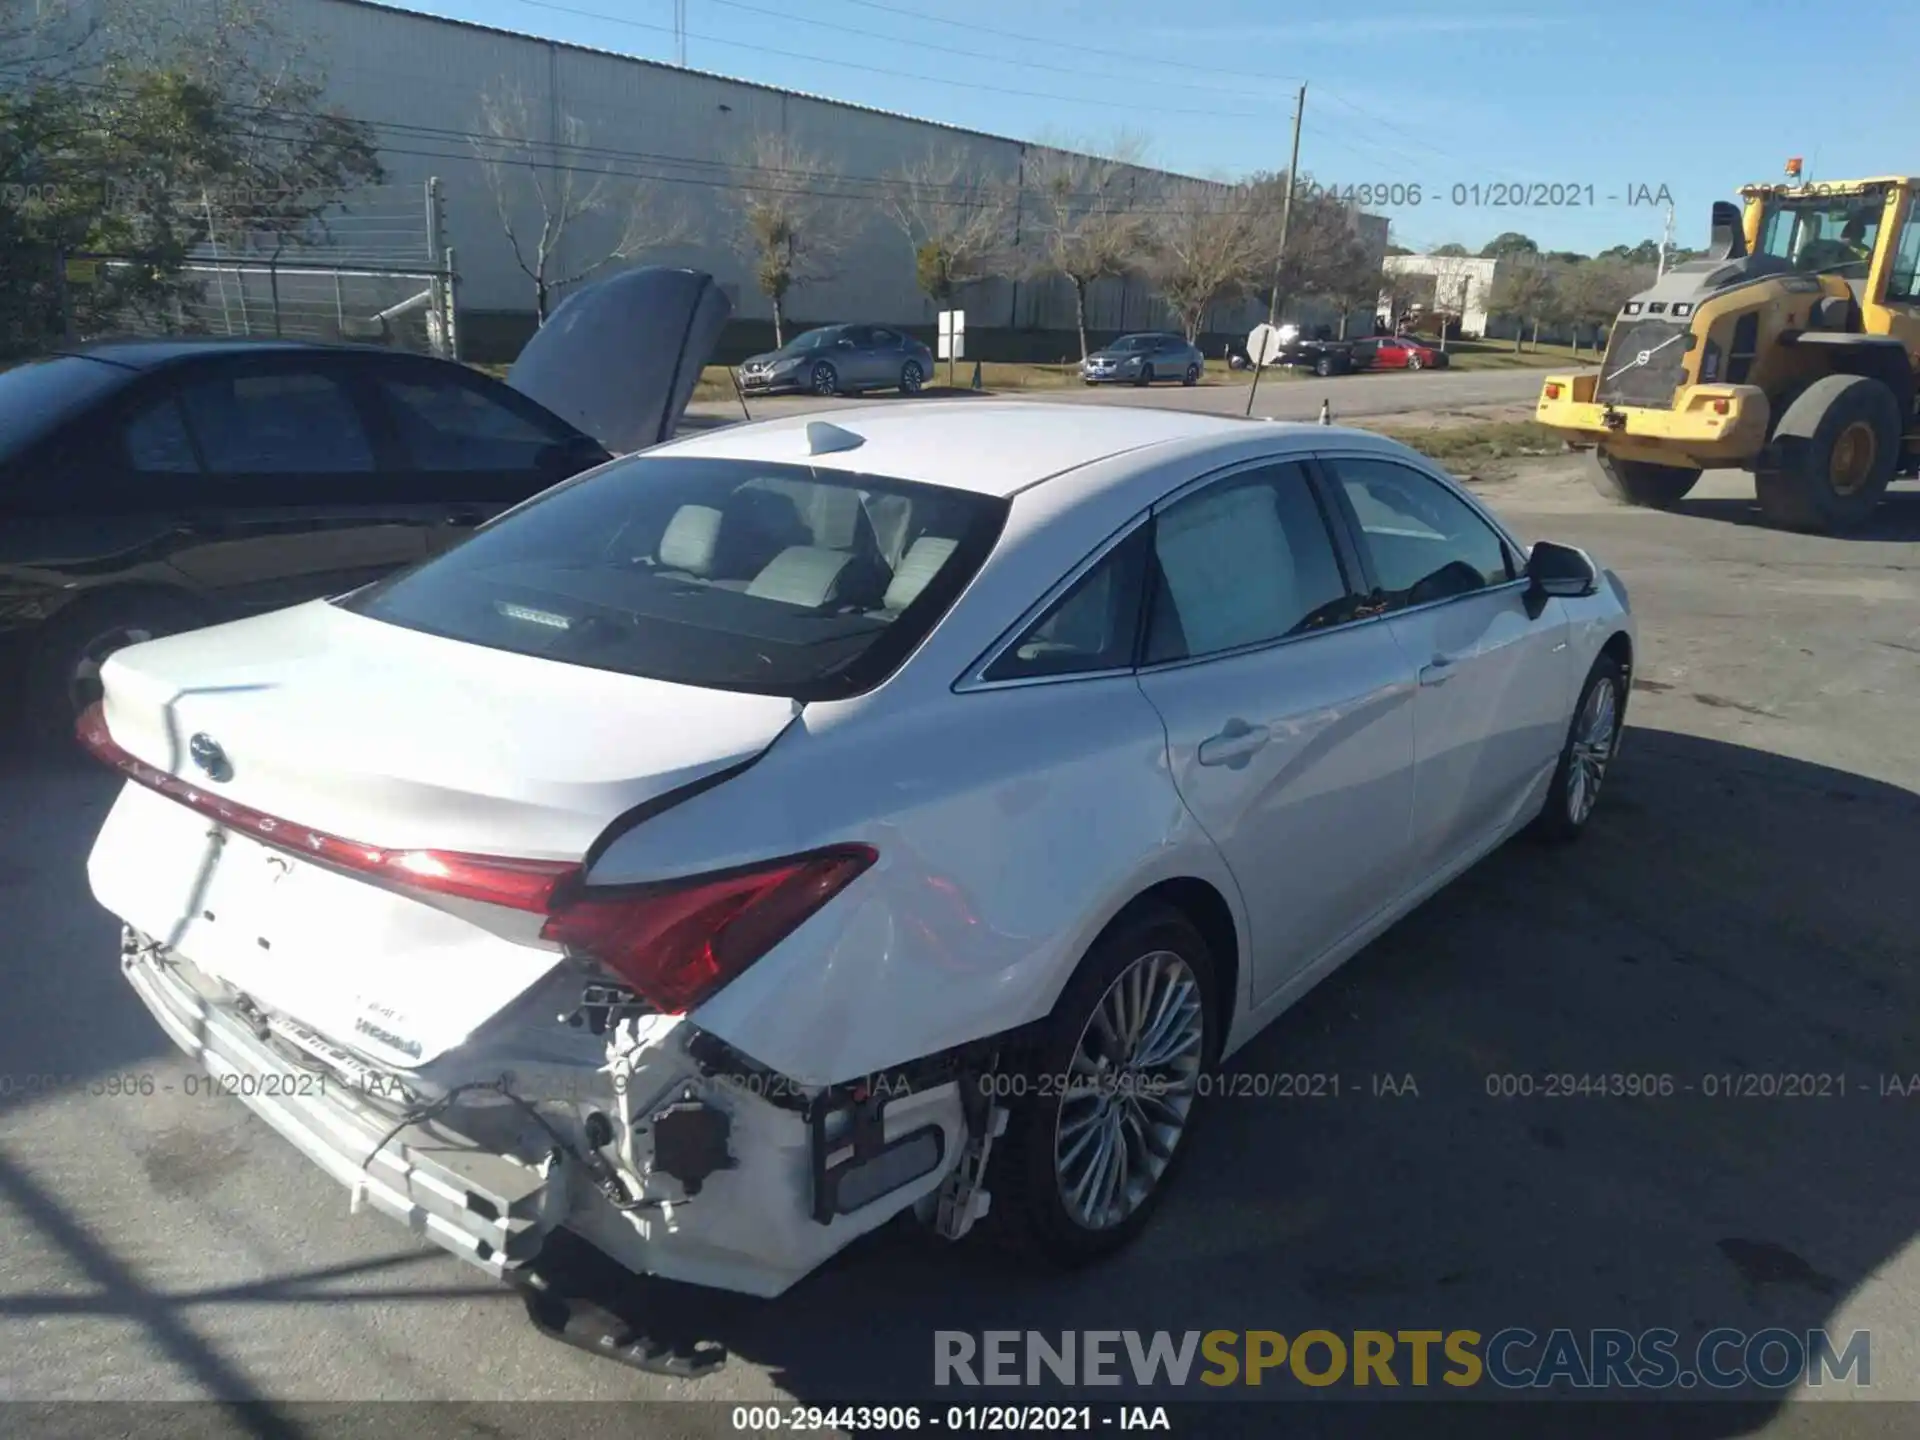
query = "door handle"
xmin=1197 ymin=719 xmax=1271 ymax=767
xmin=1419 ymin=654 xmax=1457 ymax=687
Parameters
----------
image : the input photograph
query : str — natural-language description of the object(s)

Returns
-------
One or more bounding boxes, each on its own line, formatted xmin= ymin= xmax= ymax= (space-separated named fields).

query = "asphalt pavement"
xmin=2 ymin=443 xmax=1918 ymax=1437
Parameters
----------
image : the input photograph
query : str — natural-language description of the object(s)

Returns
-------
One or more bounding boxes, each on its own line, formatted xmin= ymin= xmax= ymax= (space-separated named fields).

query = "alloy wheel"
xmin=901 ymin=361 xmax=924 ymax=394
xmin=1053 ymin=949 xmax=1205 ymax=1231
xmin=812 ymin=362 xmax=838 ymax=395
xmin=1566 ymin=675 xmax=1620 ymax=825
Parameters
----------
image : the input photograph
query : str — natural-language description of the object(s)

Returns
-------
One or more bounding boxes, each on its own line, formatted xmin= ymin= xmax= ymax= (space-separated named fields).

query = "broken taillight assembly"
xmin=541 ymin=847 xmax=877 ymax=1014
xmin=78 ymin=701 xmax=875 ymax=1014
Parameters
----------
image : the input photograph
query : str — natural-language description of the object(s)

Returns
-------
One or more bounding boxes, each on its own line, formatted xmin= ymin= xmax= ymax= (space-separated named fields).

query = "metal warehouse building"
xmin=70 ymin=0 xmax=1387 ymax=360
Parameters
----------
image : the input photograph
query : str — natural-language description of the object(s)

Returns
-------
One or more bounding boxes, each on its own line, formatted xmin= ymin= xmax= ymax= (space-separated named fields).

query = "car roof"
xmin=655 ymin=401 xmax=1323 ymax=498
xmin=51 ymin=337 xmax=403 ymax=371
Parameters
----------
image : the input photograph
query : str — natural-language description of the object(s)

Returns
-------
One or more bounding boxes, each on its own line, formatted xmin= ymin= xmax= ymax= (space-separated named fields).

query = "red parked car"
xmin=1354 ymin=335 xmax=1451 ymax=371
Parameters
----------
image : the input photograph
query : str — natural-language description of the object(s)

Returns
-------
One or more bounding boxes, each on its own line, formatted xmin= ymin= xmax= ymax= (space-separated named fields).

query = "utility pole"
xmin=1656 ymin=201 xmax=1674 ymax=278
xmin=1266 ymin=82 xmax=1307 ymax=331
xmin=674 ymin=0 xmax=687 ymax=65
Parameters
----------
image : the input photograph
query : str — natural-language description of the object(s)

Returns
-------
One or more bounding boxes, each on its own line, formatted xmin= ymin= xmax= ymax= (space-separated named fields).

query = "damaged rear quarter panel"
xmin=583 ymin=676 xmax=1245 ymax=1087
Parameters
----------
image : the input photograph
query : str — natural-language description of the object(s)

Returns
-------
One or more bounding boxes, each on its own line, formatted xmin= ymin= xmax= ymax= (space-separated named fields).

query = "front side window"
xmin=1327 ymin=457 xmax=1513 ymax=610
xmin=377 ymin=371 xmax=566 ymax=472
xmin=177 ymin=369 xmax=374 ymax=475
xmin=1886 ymin=212 xmax=1920 ymax=303
xmin=345 ymin=456 xmax=1007 ymax=699
xmin=1756 ymin=197 xmax=1884 ymax=277
xmin=1144 ymin=463 xmax=1354 ymax=664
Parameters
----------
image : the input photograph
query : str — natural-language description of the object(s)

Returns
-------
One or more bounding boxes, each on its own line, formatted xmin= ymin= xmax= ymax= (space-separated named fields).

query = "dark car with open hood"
xmin=0 ymin=266 xmax=730 ymax=746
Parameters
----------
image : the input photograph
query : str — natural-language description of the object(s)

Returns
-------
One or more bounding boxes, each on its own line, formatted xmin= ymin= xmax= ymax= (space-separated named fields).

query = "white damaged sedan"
xmin=83 ymin=333 xmax=1634 ymax=1310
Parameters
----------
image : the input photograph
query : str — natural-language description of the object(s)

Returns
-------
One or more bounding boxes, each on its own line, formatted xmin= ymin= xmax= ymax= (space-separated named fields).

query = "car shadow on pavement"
xmin=3 ymin=726 xmax=1917 ymax=1435
xmin=547 ymin=725 xmax=1919 ymax=1432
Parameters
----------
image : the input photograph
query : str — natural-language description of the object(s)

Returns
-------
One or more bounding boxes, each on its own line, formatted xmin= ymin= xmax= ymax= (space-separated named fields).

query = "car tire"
xmin=1531 ymin=653 xmax=1626 ymax=842
xmin=1753 ymin=373 xmax=1901 ymax=533
xmin=1135 ymin=365 xmax=1154 ymax=388
xmin=899 ymin=360 xmax=924 ymax=395
xmin=1314 ymin=355 xmax=1334 ymax=378
xmin=811 ymin=361 xmax=839 ymax=396
xmin=1589 ymin=451 xmax=1701 ymax=509
xmin=1406 ymin=352 xmax=1424 ymax=371
xmin=981 ymin=902 xmax=1217 ymax=1267
xmin=23 ymin=588 xmax=205 ymax=752
xmin=1182 ymin=363 xmax=1201 ymax=386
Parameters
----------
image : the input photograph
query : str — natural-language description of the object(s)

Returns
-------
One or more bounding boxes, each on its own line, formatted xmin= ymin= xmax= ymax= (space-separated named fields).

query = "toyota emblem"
xmin=188 ymin=733 xmax=232 ymax=783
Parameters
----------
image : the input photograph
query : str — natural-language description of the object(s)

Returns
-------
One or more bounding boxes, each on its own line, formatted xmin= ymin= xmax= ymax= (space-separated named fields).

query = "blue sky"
xmin=395 ymin=0 xmax=1917 ymax=256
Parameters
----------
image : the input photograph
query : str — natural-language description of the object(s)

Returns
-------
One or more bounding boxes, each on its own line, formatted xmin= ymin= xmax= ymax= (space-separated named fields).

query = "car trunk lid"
xmin=85 ymin=599 xmax=796 ymax=1066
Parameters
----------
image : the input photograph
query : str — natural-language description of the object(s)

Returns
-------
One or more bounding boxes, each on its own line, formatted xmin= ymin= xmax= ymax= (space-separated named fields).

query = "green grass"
xmin=1430 ymin=340 xmax=1598 ymax=371
xmin=1367 ymin=419 xmax=1570 ymax=475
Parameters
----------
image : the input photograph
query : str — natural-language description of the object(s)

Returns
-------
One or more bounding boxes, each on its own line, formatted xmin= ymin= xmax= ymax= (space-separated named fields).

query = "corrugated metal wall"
xmin=289 ymin=0 xmax=1377 ymax=352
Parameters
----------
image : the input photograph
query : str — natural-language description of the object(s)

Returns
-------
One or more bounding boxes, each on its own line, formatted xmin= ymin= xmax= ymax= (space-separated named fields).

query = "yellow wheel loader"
xmin=1535 ymin=176 xmax=1920 ymax=532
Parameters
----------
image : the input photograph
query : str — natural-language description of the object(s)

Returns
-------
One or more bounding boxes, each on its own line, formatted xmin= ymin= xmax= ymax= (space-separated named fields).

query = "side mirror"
xmin=1525 ymin=540 xmax=1598 ymax=616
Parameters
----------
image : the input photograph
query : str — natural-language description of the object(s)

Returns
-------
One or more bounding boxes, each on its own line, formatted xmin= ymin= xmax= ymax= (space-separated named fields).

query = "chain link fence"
xmin=50 ymin=180 xmax=460 ymax=359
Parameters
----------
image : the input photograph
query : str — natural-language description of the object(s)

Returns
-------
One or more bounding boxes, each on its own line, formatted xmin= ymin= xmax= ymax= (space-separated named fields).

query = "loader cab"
xmin=1742 ymin=179 xmax=1920 ymax=355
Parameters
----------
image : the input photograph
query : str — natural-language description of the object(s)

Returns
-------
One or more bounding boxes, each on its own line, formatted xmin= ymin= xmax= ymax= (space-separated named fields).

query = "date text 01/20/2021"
xmin=1298 ymin=181 xmax=1675 ymax=208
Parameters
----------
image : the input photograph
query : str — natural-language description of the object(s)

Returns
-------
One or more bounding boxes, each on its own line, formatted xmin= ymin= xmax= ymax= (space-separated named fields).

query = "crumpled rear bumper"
xmin=119 ymin=926 xmax=972 ymax=1297
xmin=122 ymin=931 xmax=560 ymax=1277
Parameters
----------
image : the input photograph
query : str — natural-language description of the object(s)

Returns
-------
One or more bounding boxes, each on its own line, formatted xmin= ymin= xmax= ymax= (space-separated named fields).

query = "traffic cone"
xmin=1318 ymin=398 xmax=1332 ymax=425
xmin=971 ymin=360 xmax=983 ymax=391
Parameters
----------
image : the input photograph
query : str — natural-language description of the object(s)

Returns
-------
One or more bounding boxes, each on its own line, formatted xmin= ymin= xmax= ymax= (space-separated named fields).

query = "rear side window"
xmin=1144 ymin=464 xmax=1355 ymax=664
xmin=178 ymin=370 xmax=375 ymax=474
xmin=344 ymin=456 xmax=1008 ymax=699
xmin=123 ymin=397 xmax=201 ymax=474
xmin=982 ymin=529 xmax=1148 ymax=682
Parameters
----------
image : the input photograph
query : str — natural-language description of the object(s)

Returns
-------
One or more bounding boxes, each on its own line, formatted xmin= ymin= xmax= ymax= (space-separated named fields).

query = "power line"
xmin=696 ymin=0 xmax=1276 ymax=101
xmin=41 ymin=73 xmax=1287 ymax=214
xmin=827 ymin=0 xmax=1307 ymax=86
xmin=497 ymin=0 xmax=1271 ymax=118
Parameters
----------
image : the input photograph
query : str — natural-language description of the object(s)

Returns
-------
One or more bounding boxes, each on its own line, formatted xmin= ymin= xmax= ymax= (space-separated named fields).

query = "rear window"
xmin=0 ymin=355 xmax=131 ymax=462
xmin=342 ymin=455 xmax=1008 ymax=699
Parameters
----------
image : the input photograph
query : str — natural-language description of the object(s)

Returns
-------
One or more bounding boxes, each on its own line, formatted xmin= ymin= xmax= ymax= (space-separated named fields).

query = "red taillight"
xmin=541 ymin=846 xmax=877 ymax=1014
xmin=78 ymin=701 xmax=873 ymax=1005
xmin=76 ymin=701 xmax=578 ymax=912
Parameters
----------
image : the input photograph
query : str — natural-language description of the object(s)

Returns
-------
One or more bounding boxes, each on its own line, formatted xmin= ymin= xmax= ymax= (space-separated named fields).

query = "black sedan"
xmin=0 ymin=267 xmax=729 ymax=745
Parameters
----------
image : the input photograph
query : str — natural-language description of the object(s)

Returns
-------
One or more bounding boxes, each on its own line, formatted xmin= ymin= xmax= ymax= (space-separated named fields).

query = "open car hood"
xmin=506 ymin=267 xmax=731 ymax=455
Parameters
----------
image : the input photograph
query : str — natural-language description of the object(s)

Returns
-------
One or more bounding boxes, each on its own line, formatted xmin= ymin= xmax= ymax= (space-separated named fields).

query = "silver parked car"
xmin=737 ymin=324 xmax=936 ymax=397
xmin=1081 ymin=332 xmax=1206 ymax=387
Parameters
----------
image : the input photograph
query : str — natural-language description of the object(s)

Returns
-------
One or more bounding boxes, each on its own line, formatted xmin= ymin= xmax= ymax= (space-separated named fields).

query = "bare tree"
xmin=474 ymin=83 xmax=693 ymax=326
xmin=1381 ymin=268 xmax=1437 ymax=333
xmin=1424 ymin=250 xmax=1482 ymax=349
xmin=1021 ymin=137 xmax=1152 ymax=362
xmin=1560 ymin=257 xmax=1654 ymax=353
xmin=725 ymin=130 xmax=859 ymax=347
xmin=1489 ymin=256 xmax=1559 ymax=351
xmin=883 ymin=146 xmax=1014 ymax=311
xmin=1147 ymin=178 xmax=1264 ymax=343
xmin=1246 ymin=177 xmax=1369 ymax=326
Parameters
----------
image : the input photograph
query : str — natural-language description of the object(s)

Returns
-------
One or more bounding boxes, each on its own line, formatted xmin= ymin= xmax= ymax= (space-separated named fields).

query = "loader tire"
xmin=1753 ymin=373 xmax=1901 ymax=533
xmin=1588 ymin=451 xmax=1700 ymax=510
